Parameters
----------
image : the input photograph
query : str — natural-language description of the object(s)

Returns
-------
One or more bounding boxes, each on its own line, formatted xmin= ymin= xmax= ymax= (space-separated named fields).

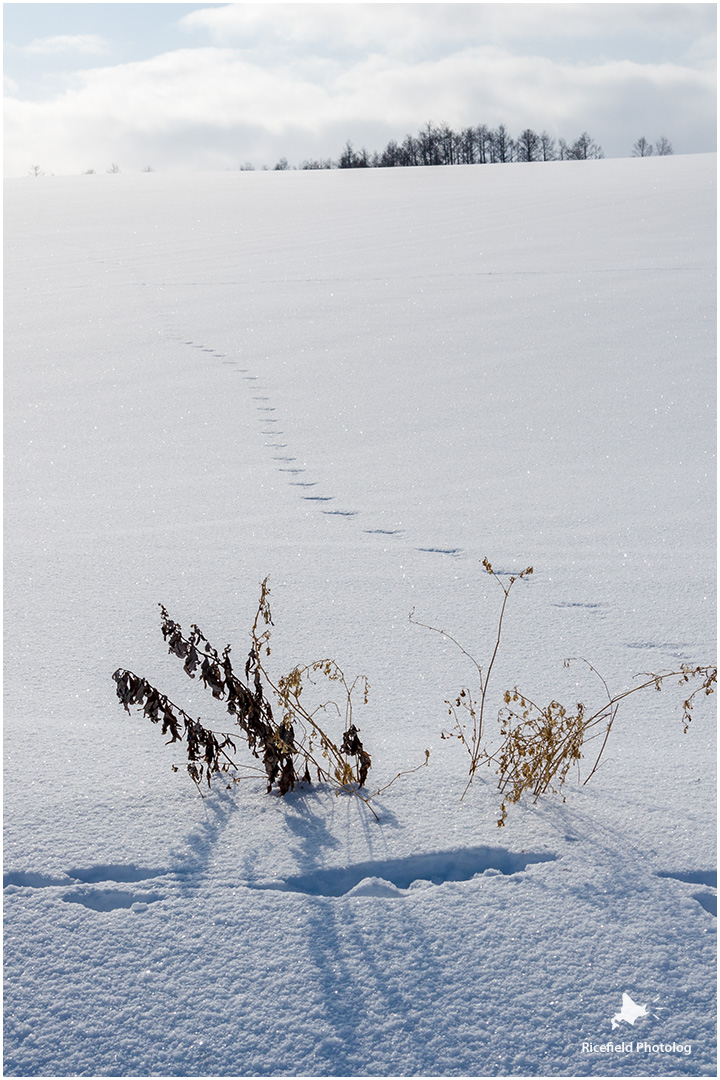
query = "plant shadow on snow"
xmin=273 ymin=785 xmax=343 ymax=861
xmin=296 ymin=895 xmax=441 ymax=1071
xmin=3 ymin=795 xmax=240 ymax=910
xmin=237 ymin=848 xmax=557 ymax=1071
xmin=265 ymin=782 xmax=401 ymax=870
xmin=169 ymin=786 xmax=240 ymax=892
xmin=533 ymin=798 xmax=717 ymax=920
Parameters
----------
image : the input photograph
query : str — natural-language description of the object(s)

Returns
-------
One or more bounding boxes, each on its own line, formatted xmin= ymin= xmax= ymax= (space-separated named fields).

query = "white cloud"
xmin=179 ymin=3 xmax=485 ymax=55
xmin=3 ymin=22 xmax=715 ymax=176
xmin=178 ymin=3 xmax=716 ymax=63
xmin=22 ymin=34 xmax=107 ymax=56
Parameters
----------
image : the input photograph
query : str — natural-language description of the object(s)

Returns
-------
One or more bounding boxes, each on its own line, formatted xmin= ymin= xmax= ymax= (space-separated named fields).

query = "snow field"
xmin=4 ymin=154 xmax=716 ymax=1076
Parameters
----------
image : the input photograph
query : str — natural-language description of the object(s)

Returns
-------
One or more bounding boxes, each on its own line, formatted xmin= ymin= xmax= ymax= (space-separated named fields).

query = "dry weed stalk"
xmin=494 ymin=660 xmax=716 ymax=825
xmin=410 ymin=558 xmax=533 ymax=798
xmin=413 ymin=558 xmax=716 ymax=824
xmin=113 ymin=578 xmax=375 ymax=811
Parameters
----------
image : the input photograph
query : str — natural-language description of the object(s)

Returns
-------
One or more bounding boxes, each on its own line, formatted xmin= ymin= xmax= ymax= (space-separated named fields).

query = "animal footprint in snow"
xmin=4 ymin=863 xmax=167 ymax=912
xmin=417 ymin=547 xmax=462 ymax=557
xmin=246 ymin=845 xmax=555 ymax=897
xmin=657 ymin=869 xmax=717 ymax=916
xmin=64 ymin=865 xmax=166 ymax=912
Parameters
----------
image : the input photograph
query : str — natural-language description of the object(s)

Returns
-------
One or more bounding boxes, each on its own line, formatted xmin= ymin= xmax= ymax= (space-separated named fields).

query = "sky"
xmin=3 ymin=2 xmax=717 ymax=176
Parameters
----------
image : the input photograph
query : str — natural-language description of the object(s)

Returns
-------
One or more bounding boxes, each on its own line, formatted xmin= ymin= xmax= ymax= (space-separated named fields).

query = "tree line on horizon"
xmin=28 ymin=124 xmax=673 ymax=177
xmin=265 ymin=123 xmax=673 ymax=172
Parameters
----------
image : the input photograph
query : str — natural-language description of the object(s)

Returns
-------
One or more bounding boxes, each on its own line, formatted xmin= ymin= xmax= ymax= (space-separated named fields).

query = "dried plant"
xmin=413 ymin=558 xmax=716 ymax=824
xmin=410 ymin=558 xmax=533 ymax=797
xmin=113 ymin=578 xmax=374 ymax=809
xmin=493 ymin=659 xmax=716 ymax=825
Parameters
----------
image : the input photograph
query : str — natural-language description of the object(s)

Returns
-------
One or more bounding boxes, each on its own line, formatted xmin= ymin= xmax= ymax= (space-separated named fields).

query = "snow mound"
xmin=346 ymin=876 xmax=405 ymax=898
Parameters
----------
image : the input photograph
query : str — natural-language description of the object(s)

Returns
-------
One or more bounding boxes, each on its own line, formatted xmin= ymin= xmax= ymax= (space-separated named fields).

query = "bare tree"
xmin=491 ymin=124 xmax=514 ymax=163
xmin=28 ymin=165 xmax=44 ymax=177
xmin=378 ymin=139 xmax=401 ymax=167
xmin=437 ymin=122 xmax=458 ymax=165
xmin=516 ymin=128 xmax=541 ymax=162
xmin=566 ymin=132 xmax=604 ymax=160
xmin=273 ymin=157 xmax=290 ymax=171
xmin=107 ymin=162 xmax=121 ymax=173
xmin=458 ymin=126 xmax=477 ymax=164
xmin=655 ymin=135 xmax=673 ymax=156
xmin=474 ymin=124 xmax=492 ymax=164
xmin=417 ymin=122 xmax=442 ymax=166
xmin=337 ymin=141 xmax=370 ymax=168
xmin=299 ymin=158 xmax=334 ymax=170
xmin=632 ymin=136 xmax=654 ymax=157
xmin=238 ymin=161 xmax=255 ymax=171
xmin=400 ymin=134 xmax=421 ymax=166
xmin=539 ymin=131 xmax=556 ymax=161
xmin=337 ymin=141 xmax=356 ymax=168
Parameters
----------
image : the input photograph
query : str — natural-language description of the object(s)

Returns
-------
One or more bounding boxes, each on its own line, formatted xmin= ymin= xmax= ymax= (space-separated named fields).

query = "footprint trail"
xmin=164 ymin=325 xmax=468 ymax=557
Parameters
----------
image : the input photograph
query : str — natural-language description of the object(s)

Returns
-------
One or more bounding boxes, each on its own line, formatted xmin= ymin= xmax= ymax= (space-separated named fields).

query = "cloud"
xmin=3 ymin=24 xmax=715 ymax=176
xmin=179 ymin=3 xmax=716 ymax=64
xmin=21 ymin=34 xmax=108 ymax=56
xmin=179 ymin=3 xmax=491 ymax=56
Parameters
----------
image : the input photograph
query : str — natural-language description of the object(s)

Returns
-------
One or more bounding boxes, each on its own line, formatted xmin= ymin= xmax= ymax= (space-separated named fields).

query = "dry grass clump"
xmin=113 ymin=578 xmax=373 ymax=807
xmin=413 ymin=559 xmax=716 ymax=825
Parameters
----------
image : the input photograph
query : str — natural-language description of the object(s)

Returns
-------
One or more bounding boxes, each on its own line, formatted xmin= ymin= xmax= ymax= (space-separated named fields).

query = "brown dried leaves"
xmin=113 ymin=582 xmax=372 ymax=803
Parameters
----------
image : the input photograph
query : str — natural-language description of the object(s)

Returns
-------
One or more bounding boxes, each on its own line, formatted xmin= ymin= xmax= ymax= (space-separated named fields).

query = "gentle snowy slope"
xmin=4 ymin=155 xmax=716 ymax=1077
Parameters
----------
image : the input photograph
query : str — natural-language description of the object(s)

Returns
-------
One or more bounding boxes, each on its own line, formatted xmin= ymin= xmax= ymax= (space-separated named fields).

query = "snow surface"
xmin=4 ymin=155 xmax=716 ymax=1077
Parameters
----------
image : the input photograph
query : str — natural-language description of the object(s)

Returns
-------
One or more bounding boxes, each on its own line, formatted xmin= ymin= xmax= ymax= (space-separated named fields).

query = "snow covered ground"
xmin=4 ymin=154 xmax=716 ymax=1077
